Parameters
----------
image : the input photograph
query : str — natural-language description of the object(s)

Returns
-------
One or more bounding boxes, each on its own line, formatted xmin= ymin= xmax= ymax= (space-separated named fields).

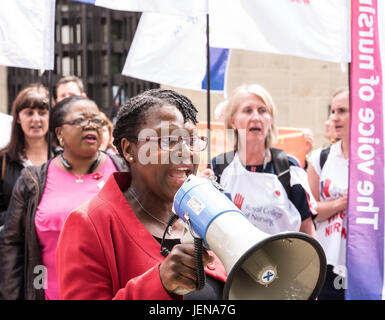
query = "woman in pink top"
xmin=0 ymin=96 xmax=127 ymax=300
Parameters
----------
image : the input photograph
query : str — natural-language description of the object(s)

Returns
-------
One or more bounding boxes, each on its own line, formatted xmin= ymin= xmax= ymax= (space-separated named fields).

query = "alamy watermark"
xmin=133 ymin=122 xmax=247 ymax=169
xmin=33 ymin=265 xmax=47 ymax=290
xmin=333 ymin=265 xmax=347 ymax=290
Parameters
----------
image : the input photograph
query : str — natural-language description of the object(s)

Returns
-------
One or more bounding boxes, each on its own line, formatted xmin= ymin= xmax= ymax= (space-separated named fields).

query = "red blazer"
xmin=56 ymin=172 xmax=227 ymax=300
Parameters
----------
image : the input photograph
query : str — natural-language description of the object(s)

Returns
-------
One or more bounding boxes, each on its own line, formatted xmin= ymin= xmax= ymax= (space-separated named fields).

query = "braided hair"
xmin=113 ymin=89 xmax=198 ymax=157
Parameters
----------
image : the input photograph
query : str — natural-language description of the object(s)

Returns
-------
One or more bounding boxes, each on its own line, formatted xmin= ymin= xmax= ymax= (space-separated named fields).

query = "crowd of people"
xmin=0 ymin=77 xmax=349 ymax=300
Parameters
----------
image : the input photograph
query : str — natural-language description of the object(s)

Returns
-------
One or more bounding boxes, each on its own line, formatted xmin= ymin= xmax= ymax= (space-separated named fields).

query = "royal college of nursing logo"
xmin=233 ymin=193 xmax=244 ymax=210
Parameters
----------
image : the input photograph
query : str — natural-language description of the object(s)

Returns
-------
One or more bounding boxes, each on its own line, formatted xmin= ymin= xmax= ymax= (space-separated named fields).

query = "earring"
xmin=129 ymin=156 xmax=133 ymax=161
xmin=59 ymin=138 xmax=64 ymax=147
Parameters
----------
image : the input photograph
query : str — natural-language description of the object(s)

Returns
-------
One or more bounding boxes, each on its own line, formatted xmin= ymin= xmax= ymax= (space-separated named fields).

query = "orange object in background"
xmin=196 ymin=122 xmax=307 ymax=172
xmin=274 ymin=127 xmax=307 ymax=168
xmin=196 ymin=122 xmax=233 ymax=173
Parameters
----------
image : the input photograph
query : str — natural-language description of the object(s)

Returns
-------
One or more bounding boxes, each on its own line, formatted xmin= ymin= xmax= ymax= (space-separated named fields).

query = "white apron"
xmin=220 ymin=153 xmax=302 ymax=235
xmin=311 ymin=141 xmax=348 ymax=277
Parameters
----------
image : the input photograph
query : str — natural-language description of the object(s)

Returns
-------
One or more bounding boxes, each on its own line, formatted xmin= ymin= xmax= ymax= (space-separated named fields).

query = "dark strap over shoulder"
xmin=320 ymin=146 xmax=331 ymax=170
xmin=270 ymin=148 xmax=292 ymax=200
xmin=212 ymin=149 xmax=292 ymax=200
xmin=212 ymin=151 xmax=235 ymax=182
xmin=1 ymin=153 xmax=6 ymax=180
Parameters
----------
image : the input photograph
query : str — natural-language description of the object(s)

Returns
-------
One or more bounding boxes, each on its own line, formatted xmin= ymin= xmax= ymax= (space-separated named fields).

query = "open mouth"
xmin=169 ymin=167 xmax=193 ymax=183
xmin=249 ymin=126 xmax=262 ymax=133
xmin=83 ymin=133 xmax=97 ymax=143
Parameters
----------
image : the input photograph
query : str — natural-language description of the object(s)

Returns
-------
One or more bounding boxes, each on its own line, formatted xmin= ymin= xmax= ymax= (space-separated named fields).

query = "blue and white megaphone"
xmin=173 ymin=174 xmax=326 ymax=300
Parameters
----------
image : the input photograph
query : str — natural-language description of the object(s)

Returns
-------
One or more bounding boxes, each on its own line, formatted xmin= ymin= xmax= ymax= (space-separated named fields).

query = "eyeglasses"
xmin=129 ymin=135 xmax=208 ymax=152
xmin=62 ymin=117 xmax=105 ymax=128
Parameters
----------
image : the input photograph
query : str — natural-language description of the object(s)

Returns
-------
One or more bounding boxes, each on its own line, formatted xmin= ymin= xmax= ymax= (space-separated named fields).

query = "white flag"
xmin=0 ymin=112 xmax=12 ymax=149
xmin=123 ymin=13 xmax=229 ymax=91
xmin=209 ymin=0 xmax=350 ymax=63
xmin=0 ymin=0 xmax=56 ymax=70
xmin=95 ymin=0 xmax=208 ymax=16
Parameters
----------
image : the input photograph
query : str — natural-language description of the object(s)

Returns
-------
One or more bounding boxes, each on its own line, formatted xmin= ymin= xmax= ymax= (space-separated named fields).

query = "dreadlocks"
xmin=113 ymin=89 xmax=198 ymax=157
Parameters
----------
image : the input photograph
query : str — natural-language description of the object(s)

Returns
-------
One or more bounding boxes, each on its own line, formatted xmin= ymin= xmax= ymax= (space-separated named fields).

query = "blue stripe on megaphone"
xmin=174 ymin=175 xmax=244 ymax=248
xmin=72 ymin=0 xmax=96 ymax=4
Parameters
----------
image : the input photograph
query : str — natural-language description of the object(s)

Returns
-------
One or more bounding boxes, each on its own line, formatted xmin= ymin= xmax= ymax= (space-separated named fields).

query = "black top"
xmin=0 ymin=154 xmax=24 ymax=225
xmin=0 ymin=148 xmax=59 ymax=226
xmin=153 ymin=236 xmax=224 ymax=300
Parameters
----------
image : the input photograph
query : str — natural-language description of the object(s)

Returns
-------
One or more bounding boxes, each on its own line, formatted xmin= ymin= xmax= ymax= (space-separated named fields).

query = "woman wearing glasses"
xmin=56 ymin=89 xmax=227 ymax=300
xmin=0 ymin=96 xmax=128 ymax=300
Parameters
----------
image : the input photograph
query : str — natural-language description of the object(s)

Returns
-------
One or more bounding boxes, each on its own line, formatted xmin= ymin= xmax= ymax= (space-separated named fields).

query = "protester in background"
xmin=99 ymin=112 xmax=118 ymax=155
xmin=0 ymin=112 xmax=12 ymax=149
xmin=324 ymin=117 xmax=339 ymax=145
xmin=303 ymin=128 xmax=314 ymax=171
xmin=204 ymin=84 xmax=317 ymax=237
xmin=0 ymin=83 xmax=53 ymax=226
xmin=214 ymin=99 xmax=228 ymax=122
xmin=56 ymin=89 xmax=227 ymax=300
xmin=0 ymin=96 xmax=127 ymax=300
xmin=307 ymin=88 xmax=349 ymax=300
xmin=55 ymin=75 xmax=87 ymax=102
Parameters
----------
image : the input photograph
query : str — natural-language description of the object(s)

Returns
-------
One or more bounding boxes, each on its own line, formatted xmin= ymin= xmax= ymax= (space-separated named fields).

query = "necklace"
xmin=262 ymin=149 xmax=269 ymax=171
xmin=60 ymin=151 xmax=101 ymax=183
xmin=128 ymin=188 xmax=173 ymax=235
xmin=242 ymin=149 xmax=270 ymax=171
xmin=69 ymin=174 xmax=82 ymax=183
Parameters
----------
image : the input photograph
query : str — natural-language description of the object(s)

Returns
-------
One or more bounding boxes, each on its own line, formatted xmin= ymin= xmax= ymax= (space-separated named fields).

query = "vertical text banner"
xmin=348 ymin=0 xmax=385 ymax=300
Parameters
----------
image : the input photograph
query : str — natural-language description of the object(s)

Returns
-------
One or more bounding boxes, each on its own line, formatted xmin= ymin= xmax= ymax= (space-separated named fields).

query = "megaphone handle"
xmin=194 ymin=237 xmax=206 ymax=291
xmin=160 ymin=214 xmax=180 ymax=257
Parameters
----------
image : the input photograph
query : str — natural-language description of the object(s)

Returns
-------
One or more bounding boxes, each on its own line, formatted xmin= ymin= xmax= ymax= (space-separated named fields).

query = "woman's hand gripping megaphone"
xmin=158 ymin=193 xmax=214 ymax=296
xmin=158 ymin=224 xmax=214 ymax=295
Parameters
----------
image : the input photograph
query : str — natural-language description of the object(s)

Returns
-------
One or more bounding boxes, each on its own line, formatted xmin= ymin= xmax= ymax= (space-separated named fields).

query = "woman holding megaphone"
xmin=56 ymin=89 xmax=227 ymax=300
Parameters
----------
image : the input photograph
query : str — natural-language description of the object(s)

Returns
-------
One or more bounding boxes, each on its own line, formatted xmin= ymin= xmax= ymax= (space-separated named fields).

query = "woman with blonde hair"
xmin=206 ymin=84 xmax=317 ymax=237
